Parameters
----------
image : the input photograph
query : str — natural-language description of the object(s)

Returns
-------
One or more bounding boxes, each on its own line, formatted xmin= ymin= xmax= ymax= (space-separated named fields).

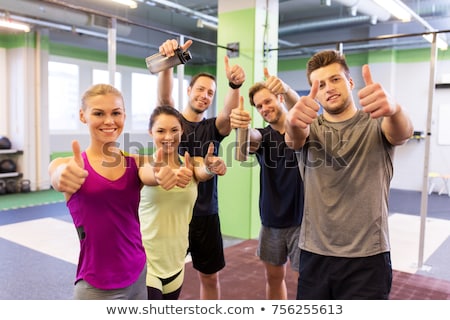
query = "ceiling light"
xmin=374 ymin=0 xmax=411 ymax=22
xmin=111 ymin=0 xmax=138 ymax=9
xmin=423 ymin=33 xmax=448 ymax=51
xmin=196 ymin=19 xmax=217 ymax=31
xmin=0 ymin=19 xmax=30 ymax=32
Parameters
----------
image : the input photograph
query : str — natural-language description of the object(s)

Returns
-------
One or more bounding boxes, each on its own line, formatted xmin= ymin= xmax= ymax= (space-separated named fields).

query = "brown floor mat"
xmin=179 ymin=239 xmax=450 ymax=300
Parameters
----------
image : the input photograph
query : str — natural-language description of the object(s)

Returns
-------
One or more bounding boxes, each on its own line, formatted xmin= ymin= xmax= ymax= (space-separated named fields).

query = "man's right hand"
xmin=230 ymin=96 xmax=251 ymax=129
xmin=159 ymin=39 xmax=193 ymax=57
xmin=287 ymin=80 xmax=320 ymax=130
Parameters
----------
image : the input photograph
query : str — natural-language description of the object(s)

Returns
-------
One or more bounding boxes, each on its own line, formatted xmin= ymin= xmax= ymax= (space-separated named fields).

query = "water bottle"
xmin=145 ymin=48 xmax=192 ymax=74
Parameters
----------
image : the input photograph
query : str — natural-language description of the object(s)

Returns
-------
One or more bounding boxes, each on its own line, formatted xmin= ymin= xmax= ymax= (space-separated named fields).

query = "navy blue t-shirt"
xmin=253 ymin=126 xmax=304 ymax=228
xmin=178 ymin=116 xmax=225 ymax=217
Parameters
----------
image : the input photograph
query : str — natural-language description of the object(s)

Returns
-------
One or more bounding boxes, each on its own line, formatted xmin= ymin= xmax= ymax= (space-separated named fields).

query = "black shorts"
xmin=297 ymin=250 xmax=392 ymax=300
xmin=188 ymin=214 xmax=225 ymax=274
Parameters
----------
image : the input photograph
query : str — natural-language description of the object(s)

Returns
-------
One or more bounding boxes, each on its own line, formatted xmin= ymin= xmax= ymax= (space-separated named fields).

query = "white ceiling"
xmin=1 ymin=0 xmax=450 ymax=64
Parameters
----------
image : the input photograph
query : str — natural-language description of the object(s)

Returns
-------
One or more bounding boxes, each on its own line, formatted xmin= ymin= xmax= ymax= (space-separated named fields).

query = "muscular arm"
xmin=381 ymin=105 xmax=414 ymax=146
xmin=157 ymin=69 xmax=175 ymax=107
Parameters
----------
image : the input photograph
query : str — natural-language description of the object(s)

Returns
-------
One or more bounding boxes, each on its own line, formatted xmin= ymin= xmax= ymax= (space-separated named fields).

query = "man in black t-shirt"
xmin=156 ymin=38 xmax=246 ymax=299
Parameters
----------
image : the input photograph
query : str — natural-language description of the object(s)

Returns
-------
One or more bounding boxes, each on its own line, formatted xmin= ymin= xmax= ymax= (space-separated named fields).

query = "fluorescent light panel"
xmin=0 ymin=19 xmax=30 ymax=32
xmin=374 ymin=0 xmax=411 ymax=22
xmin=111 ymin=0 xmax=138 ymax=9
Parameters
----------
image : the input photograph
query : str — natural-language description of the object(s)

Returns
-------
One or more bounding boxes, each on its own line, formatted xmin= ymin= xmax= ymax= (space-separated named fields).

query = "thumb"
xmin=239 ymin=95 xmax=244 ymax=111
xmin=263 ymin=67 xmax=270 ymax=79
xmin=180 ymin=39 xmax=193 ymax=52
xmin=362 ymin=64 xmax=374 ymax=86
xmin=207 ymin=142 xmax=215 ymax=157
xmin=71 ymin=140 xmax=84 ymax=168
xmin=153 ymin=148 xmax=164 ymax=172
xmin=183 ymin=151 xmax=191 ymax=168
xmin=309 ymin=80 xmax=319 ymax=100
xmin=224 ymin=55 xmax=230 ymax=73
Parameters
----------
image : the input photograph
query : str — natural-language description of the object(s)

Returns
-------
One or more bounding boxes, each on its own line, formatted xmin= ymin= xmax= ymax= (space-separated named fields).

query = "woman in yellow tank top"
xmin=138 ymin=106 xmax=226 ymax=300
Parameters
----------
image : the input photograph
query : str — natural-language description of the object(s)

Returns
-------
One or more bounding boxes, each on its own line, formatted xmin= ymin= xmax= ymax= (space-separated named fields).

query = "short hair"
xmin=248 ymin=82 xmax=269 ymax=106
xmin=189 ymin=72 xmax=216 ymax=87
xmin=306 ymin=50 xmax=350 ymax=86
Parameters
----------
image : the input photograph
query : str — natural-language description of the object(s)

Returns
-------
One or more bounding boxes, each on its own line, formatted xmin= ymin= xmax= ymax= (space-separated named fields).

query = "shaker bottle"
xmin=145 ymin=48 xmax=192 ymax=74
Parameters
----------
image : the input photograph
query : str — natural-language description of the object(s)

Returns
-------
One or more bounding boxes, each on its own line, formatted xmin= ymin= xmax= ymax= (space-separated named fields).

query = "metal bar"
xmin=418 ymin=33 xmax=438 ymax=268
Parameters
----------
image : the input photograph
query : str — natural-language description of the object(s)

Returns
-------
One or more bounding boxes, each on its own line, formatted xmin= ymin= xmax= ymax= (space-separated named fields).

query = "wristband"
xmin=229 ymin=81 xmax=242 ymax=89
xmin=205 ymin=166 xmax=216 ymax=176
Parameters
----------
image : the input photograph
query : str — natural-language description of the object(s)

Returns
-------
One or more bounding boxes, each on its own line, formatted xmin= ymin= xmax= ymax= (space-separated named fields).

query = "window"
xmin=48 ymin=57 xmax=190 ymax=134
xmin=92 ymin=69 xmax=122 ymax=90
xmin=131 ymin=72 xmax=157 ymax=130
xmin=48 ymin=61 xmax=79 ymax=131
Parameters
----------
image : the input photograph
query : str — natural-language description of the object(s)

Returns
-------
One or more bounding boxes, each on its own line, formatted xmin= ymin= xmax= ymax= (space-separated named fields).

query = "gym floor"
xmin=0 ymin=188 xmax=449 ymax=300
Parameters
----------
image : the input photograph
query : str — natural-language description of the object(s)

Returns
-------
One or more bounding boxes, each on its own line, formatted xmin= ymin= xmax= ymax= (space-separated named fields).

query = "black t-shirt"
xmin=179 ymin=116 xmax=225 ymax=216
xmin=253 ymin=126 xmax=304 ymax=228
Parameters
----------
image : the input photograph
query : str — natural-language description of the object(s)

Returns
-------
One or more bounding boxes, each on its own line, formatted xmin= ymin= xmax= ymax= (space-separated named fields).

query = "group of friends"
xmin=48 ymin=38 xmax=413 ymax=300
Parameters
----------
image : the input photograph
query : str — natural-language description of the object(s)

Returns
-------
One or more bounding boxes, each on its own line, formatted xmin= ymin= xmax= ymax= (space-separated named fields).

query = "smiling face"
xmin=150 ymin=113 xmax=183 ymax=156
xmin=80 ymin=93 xmax=126 ymax=147
xmin=252 ymin=87 xmax=284 ymax=125
xmin=310 ymin=62 xmax=356 ymax=119
xmin=187 ymin=75 xmax=216 ymax=115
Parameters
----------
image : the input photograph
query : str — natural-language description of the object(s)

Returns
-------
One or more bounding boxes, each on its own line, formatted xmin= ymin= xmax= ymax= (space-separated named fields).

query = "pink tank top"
xmin=67 ymin=152 xmax=146 ymax=289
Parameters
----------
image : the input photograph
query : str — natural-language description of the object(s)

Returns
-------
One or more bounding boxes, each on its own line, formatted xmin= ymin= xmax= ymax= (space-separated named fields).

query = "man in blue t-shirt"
xmin=230 ymin=69 xmax=304 ymax=299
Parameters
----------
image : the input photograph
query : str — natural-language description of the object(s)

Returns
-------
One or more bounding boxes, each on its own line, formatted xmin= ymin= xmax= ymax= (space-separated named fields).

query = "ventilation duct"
xmin=279 ymin=0 xmax=392 ymax=36
xmin=0 ymin=0 xmax=132 ymax=36
xmin=333 ymin=0 xmax=391 ymax=21
xmin=279 ymin=16 xmax=371 ymax=35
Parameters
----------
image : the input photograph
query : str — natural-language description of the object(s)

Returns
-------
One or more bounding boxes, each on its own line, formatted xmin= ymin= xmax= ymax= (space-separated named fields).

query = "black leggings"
xmin=147 ymin=286 xmax=182 ymax=300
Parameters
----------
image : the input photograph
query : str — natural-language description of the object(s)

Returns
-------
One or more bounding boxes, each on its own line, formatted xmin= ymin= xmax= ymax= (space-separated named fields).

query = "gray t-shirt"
xmin=297 ymin=110 xmax=394 ymax=257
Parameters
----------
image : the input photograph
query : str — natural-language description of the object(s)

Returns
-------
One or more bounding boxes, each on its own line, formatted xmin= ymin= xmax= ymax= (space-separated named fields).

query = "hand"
xmin=286 ymin=80 xmax=320 ymax=129
xmin=205 ymin=142 xmax=227 ymax=176
xmin=225 ymin=55 xmax=245 ymax=87
xmin=54 ymin=140 xmax=88 ymax=194
xmin=264 ymin=67 xmax=289 ymax=95
xmin=230 ymin=96 xmax=251 ymax=129
xmin=159 ymin=39 xmax=193 ymax=57
xmin=152 ymin=148 xmax=177 ymax=190
xmin=358 ymin=64 xmax=398 ymax=119
xmin=175 ymin=151 xmax=193 ymax=188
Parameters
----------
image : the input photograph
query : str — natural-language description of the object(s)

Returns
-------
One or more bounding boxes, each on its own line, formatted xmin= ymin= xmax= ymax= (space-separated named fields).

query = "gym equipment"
xmin=0 ymin=159 xmax=17 ymax=173
xmin=0 ymin=136 xmax=11 ymax=149
xmin=19 ymin=179 xmax=31 ymax=193
xmin=5 ymin=179 xmax=17 ymax=193
xmin=0 ymin=180 xmax=6 ymax=195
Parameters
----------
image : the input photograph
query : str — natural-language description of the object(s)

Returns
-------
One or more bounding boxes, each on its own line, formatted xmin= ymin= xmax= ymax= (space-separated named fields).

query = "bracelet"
xmin=229 ymin=81 xmax=242 ymax=89
xmin=205 ymin=166 xmax=216 ymax=176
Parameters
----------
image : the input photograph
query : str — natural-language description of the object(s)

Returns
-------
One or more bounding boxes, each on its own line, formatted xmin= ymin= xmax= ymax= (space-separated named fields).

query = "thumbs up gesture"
xmin=264 ymin=67 xmax=289 ymax=95
xmin=205 ymin=142 xmax=227 ymax=176
xmin=286 ymin=79 xmax=321 ymax=130
xmin=225 ymin=55 xmax=246 ymax=88
xmin=230 ymin=95 xmax=251 ymax=129
xmin=358 ymin=64 xmax=397 ymax=119
xmin=52 ymin=140 xmax=88 ymax=195
xmin=152 ymin=148 xmax=177 ymax=190
xmin=175 ymin=151 xmax=194 ymax=188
